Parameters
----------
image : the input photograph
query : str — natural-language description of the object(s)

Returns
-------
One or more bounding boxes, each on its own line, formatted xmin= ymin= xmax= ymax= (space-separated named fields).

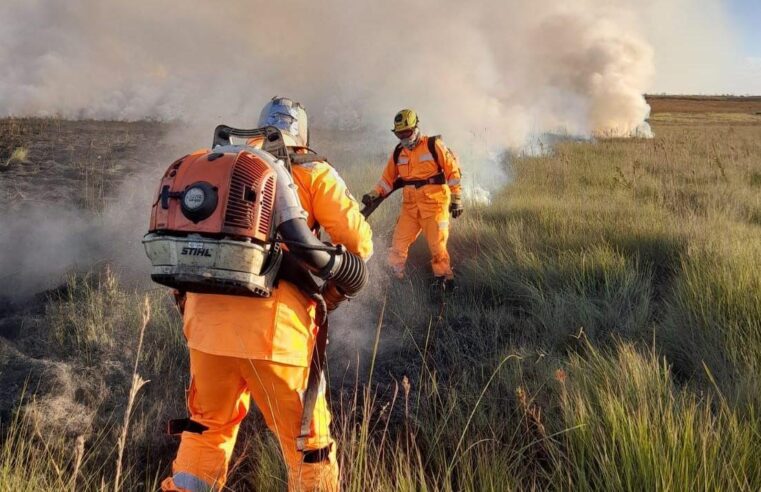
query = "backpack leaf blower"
xmin=143 ymin=125 xmax=367 ymax=304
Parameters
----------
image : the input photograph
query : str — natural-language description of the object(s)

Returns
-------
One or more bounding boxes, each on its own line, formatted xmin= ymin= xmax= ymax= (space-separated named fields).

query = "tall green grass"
xmin=1 ymin=117 xmax=760 ymax=490
xmin=560 ymin=342 xmax=760 ymax=491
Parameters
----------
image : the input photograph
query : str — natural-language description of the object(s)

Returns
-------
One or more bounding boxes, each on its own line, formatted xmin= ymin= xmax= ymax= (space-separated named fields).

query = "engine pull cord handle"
xmin=160 ymin=185 xmax=184 ymax=209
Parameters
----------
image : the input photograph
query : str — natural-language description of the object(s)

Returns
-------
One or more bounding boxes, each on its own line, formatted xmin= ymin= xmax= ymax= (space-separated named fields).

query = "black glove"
xmin=450 ymin=194 xmax=464 ymax=219
xmin=362 ymin=190 xmax=380 ymax=207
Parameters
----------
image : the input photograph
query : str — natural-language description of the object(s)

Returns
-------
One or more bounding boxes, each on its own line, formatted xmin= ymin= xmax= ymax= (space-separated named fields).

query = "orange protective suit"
xmin=162 ymin=139 xmax=373 ymax=492
xmin=373 ymin=135 xmax=462 ymax=279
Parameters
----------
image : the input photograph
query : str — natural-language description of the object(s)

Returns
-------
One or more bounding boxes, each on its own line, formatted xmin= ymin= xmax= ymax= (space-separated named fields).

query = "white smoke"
xmin=0 ymin=0 xmax=658 ymax=149
xmin=0 ymin=0 xmax=748 ymax=297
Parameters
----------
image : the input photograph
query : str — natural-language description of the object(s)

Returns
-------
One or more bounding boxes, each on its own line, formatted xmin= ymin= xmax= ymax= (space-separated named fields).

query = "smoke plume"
xmin=5 ymin=0 xmax=738 ymax=298
xmin=0 ymin=0 xmax=656 ymax=148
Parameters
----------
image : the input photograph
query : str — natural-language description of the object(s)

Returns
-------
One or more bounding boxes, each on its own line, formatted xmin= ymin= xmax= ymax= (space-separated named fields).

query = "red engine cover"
xmin=149 ymin=148 xmax=276 ymax=243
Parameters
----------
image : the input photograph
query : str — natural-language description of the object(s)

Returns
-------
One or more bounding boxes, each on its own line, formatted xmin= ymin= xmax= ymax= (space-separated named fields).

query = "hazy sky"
xmin=728 ymin=0 xmax=761 ymax=58
xmin=648 ymin=0 xmax=759 ymax=94
xmin=728 ymin=0 xmax=761 ymax=94
xmin=0 ymin=0 xmax=756 ymax=129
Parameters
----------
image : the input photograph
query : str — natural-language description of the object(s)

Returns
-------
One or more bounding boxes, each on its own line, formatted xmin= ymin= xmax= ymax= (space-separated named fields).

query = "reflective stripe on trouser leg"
xmin=241 ymin=359 xmax=338 ymax=492
xmin=421 ymin=213 xmax=452 ymax=278
xmin=164 ymin=349 xmax=251 ymax=491
xmin=161 ymin=473 xmax=217 ymax=492
xmin=388 ymin=208 xmax=422 ymax=276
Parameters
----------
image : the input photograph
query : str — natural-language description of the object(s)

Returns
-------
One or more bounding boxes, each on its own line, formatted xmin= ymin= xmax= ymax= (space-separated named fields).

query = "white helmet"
xmin=258 ymin=96 xmax=309 ymax=147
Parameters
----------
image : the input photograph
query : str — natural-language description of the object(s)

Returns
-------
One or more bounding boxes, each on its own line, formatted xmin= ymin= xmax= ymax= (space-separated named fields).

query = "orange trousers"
xmin=388 ymin=205 xmax=452 ymax=279
xmin=161 ymin=349 xmax=337 ymax=492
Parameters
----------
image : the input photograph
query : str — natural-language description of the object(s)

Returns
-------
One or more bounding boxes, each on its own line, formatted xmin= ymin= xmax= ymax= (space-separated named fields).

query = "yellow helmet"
xmin=392 ymin=108 xmax=418 ymax=133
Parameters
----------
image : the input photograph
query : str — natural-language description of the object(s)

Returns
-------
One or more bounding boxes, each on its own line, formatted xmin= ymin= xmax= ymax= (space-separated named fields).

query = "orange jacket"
xmin=373 ymin=135 xmax=462 ymax=218
xmin=183 ymin=142 xmax=372 ymax=366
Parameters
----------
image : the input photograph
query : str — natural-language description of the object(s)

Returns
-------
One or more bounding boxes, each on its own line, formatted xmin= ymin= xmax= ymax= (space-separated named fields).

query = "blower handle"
xmin=360 ymin=195 xmax=385 ymax=218
xmin=213 ymin=125 xmax=292 ymax=172
xmin=360 ymin=178 xmax=404 ymax=218
xmin=213 ymin=125 xmax=284 ymax=149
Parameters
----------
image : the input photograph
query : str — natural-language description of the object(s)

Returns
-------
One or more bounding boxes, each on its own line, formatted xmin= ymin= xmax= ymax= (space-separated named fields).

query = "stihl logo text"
xmin=181 ymin=247 xmax=212 ymax=257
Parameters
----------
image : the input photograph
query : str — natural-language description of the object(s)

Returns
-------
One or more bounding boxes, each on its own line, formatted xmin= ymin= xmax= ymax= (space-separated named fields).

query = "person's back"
xmin=163 ymin=97 xmax=372 ymax=492
xmin=184 ymin=134 xmax=372 ymax=365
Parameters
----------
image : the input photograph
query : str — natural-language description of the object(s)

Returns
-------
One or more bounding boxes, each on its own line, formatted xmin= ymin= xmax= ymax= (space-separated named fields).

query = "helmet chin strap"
xmin=400 ymin=128 xmax=421 ymax=150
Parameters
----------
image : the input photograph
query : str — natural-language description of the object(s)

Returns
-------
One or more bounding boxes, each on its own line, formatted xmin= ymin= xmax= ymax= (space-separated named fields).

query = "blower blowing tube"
xmin=269 ymin=153 xmax=368 ymax=299
xmin=278 ymin=220 xmax=368 ymax=295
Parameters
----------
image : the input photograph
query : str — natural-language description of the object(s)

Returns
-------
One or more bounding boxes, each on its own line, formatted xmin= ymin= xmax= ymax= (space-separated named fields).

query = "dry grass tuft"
xmin=2 ymin=147 xmax=29 ymax=169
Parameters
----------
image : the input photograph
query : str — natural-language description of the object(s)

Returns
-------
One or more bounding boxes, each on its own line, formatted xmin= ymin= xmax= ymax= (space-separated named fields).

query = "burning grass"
xmin=1 ymin=107 xmax=760 ymax=490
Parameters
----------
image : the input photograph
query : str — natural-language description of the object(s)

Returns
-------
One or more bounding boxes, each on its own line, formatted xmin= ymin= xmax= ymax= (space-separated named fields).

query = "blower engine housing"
xmin=144 ymin=144 xmax=282 ymax=297
xmin=144 ymin=125 xmax=369 ymax=303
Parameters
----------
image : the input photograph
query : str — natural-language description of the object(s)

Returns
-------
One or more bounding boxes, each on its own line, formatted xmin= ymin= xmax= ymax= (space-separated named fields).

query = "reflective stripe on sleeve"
xmin=447 ymin=178 xmax=461 ymax=186
xmin=378 ymin=180 xmax=392 ymax=194
xmin=438 ymin=221 xmax=449 ymax=230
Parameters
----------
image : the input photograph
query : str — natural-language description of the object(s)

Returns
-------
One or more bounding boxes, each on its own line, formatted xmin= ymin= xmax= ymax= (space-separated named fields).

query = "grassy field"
xmin=645 ymin=95 xmax=761 ymax=114
xmin=1 ymin=97 xmax=760 ymax=490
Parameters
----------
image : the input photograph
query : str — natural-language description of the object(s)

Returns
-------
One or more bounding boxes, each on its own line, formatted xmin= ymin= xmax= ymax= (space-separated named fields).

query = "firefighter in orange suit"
xmin=161 ymin=97 xmax=373 ymax=492
xmin=362 ymin=109 xmax=463 ymax=292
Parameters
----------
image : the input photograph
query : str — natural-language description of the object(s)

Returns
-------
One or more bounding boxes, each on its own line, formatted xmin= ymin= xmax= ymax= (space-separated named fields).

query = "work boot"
xmin=429 ymin=276 xmax=455 ymax=301
xmin=443 ymin=277 xmax=456 ymax=293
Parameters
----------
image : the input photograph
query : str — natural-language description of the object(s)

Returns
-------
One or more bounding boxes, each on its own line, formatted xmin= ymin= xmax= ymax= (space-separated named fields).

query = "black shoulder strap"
xmin=427 ymin=135 xmax=442 ymax=170
xmin=286 ymin=146 xmax=325 ymax=234
xmin=392 ymin=144 xmax=403 ymax=165
xmin=287 ymin=145 xmax=330 ymax=166
xmin=289 ymin=153 xmax=328 ymax=165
